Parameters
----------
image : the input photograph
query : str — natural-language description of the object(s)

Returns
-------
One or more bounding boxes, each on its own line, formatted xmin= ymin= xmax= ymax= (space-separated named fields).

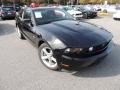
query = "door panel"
xmin=21 ymin=9 xmax=41 ymax=46
xmin=22 ymin=21 xmax=37 ymax=44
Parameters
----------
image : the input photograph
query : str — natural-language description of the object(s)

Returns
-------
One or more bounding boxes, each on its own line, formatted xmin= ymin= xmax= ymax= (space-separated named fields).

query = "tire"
xmin=103 ymin=9 xmax=107 ymax=13
xmin=16 ymin=26 xmax=25 ymax=39
xmin=38 ymin=43 xmax=60 ymax=70
xmin=1 ymin=17 xmax=5 ymax=20
xmin=83 ymin=13 xmax=88 ymax=19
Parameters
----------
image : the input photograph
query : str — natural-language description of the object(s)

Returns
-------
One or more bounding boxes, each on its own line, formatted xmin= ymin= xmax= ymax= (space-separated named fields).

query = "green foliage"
xmin=1 ymin=0 xmax=120 ymax=5
xmin=79 ymin=0 xmax=120 ymax=4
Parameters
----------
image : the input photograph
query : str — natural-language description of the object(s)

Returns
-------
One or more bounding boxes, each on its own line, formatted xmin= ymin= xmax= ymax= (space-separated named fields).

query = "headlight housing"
xmin=64 ymin=48 xmax=83 ymax=53
xmin=64 ymin=47 xmax=94 ymax=54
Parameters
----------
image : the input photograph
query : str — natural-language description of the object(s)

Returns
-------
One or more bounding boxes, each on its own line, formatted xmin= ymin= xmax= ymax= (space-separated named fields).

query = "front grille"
xmin=76 ymin=13 xmax=82 ymax=15
xmin=90 ymin=12 xmax=97 ymax=15
xmin=64 ymin=41 xmax=110 ymax=58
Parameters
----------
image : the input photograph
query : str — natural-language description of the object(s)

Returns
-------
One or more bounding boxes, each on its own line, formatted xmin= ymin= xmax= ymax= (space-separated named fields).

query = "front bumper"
xmin=113 ymin=18 xmax=120 ymax=20
xmin=1 ymin=14 xmax=15 ymax=18
xmin=55 ymin=41 xmax=113 ymax=66
xmin=113 ymin=14 xmax=120 ymax=20
xmin=88 ymin=13 xmax=97 ymax=18
xmin=74 ymin=15 xmax=83 ymax=20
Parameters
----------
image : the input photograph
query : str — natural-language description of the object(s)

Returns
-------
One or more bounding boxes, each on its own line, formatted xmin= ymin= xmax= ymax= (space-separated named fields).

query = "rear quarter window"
xmin=23 ymin=10 xmax=31 ymax=19
xmin=19 ymin=9 xmax=24 ymax=18
xmin=2 ymin=7 xmax=14 ymax=11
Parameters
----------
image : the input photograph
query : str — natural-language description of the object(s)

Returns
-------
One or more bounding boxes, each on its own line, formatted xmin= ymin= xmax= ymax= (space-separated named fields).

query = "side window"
xmin=19 ymin=9 xmax=23 ymax=18
xmin=23 ymin=10 xmax=31 ymax=19
xmin=63 ymin=8 xmax=67 ymax=11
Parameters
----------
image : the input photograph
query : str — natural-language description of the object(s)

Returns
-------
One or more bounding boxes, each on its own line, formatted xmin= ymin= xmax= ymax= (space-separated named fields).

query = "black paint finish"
xmin=16 ymin=7 xmax=113 ymax=65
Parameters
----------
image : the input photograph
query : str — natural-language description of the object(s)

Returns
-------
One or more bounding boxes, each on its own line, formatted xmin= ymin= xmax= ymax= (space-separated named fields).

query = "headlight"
xmin=65 ymin=48 xmax=71 ymax=52
xmin=64 ymin=48 xmax=83 ymax=53
xmin=89 ymin=47 xmax=94 ymax=52
xmin=72 ymin=14 xmax=75 ymax=17
xmin=53 ymin=39 xmax=62 ymax=45
xmin=64 ymin=47 xmax=94 ymax=54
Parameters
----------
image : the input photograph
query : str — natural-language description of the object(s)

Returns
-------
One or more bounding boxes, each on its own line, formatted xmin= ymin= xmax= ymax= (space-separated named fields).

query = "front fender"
xmin=35 ymin=27 xmax=67 ymax=50
xmin=38 ymin=34 xmax=67 ymax=50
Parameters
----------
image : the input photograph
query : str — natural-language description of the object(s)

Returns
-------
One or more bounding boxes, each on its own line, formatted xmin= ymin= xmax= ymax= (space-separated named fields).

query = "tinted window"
xmin=63 ymin=7 xmax=73 ymax=11
xmin=23 ymin=10 xmax=31 ymax=19
xmin=15 ymin=4 xmax=21 ymax=11
xmin=19 ymin=9 xmax=23 ymax=18
xmin=33 ymin=8 xmax=73 ymax=25
xmin=2 ymin=7 xmax=14 ymax=11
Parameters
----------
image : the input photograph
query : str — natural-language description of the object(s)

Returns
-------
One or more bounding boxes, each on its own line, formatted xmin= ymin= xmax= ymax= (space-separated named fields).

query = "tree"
xmin=53 ymin=0 xmax=60 ymax=4
xmin=53 ymin=0 xmax=69 ymax=4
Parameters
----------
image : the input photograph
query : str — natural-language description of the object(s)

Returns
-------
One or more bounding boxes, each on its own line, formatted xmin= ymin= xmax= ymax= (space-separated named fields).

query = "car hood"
xmin=116 ymin=10 xmax=120 ymax=14
xmin=38 ymin=20 xmax=113 ymax=48
xmin=83 ymin=10 xmax=96 ymax=13
xmin=67 ymin=10 xmax=82 ymax=14
xmin=113 ymin=10 xmax=120 ymax=17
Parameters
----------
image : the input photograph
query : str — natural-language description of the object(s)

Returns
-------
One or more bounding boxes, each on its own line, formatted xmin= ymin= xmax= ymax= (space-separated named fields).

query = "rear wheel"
xmin=83 ymin=13 xmax=88 ymax=19
xmin=16 ymin=26 xmax=25 ymax=39
xmin=38 ymin=43 xmax=60 ymax=70
xmin=1 ymin=17 xmax=5 ymax=20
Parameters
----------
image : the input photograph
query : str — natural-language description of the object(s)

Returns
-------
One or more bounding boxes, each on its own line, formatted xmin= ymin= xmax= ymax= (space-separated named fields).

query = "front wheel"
xmin=38 ymin=43 xmax=60 ymax=70
xmin=83 ymin=13 xmax=88 ymax=19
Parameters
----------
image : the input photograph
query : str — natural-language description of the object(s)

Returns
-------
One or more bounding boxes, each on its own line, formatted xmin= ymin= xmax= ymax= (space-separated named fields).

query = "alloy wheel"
xmin=40 ymin=47 xmax=57 ymax=68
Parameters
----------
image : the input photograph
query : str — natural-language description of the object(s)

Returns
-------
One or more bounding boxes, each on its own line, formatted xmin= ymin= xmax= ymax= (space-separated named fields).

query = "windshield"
xmin=2 ymin=7 xmax=14 ymax=11
xmin=116 ymin=7 xmax=120 ymax=10
xmin=63 ymin=7 xmax=73 ymax=11
xmin=33 ymin=8 xmax=73 ymax=25
xmin=85 ymin=6 xmax=95 ymax=10
xmin=15 ymin=5 xmax=20 ymax=8
xmin=79 ymin=6 xmax=86 ymax=11
xmin=79 ymin=6 xmax=94 ymax=11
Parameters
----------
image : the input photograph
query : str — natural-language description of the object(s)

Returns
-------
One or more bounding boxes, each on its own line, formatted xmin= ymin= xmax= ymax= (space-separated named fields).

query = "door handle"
xmin=33 ymin=35 xmax=41 ymax=38
xmin=33 ymin=36 xmax=36 ymax=38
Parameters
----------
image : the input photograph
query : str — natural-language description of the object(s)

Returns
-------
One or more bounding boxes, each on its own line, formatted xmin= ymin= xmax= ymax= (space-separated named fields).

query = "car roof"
xmin=2 ymin=6 xmax=14 ymax=8
xmin=27 ymin=7 xmax=58 ymax=11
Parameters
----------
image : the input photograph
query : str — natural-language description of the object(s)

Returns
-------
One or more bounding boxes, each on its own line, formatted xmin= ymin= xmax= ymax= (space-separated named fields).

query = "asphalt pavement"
xmin=0 ymin=16 xmax=120 ymax=90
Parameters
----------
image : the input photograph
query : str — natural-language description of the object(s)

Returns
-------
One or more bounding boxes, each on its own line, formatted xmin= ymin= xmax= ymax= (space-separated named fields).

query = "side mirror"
xmin=16 ymin=12 xmax=19 ymax=16
xmin=22 ymin=18 xmax=31 ymax=22
xmin=22 ymin=19 xmax=34 ymax=27
xmin=16 ymin=12 xmax=20 ymax=17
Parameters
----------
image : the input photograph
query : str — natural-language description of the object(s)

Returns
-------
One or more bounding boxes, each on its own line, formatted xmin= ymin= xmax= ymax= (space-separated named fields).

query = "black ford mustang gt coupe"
xmin=74 ymin=6 xmax=97 ymax=19
xmin=15 ymin=7 xmax=113 ymax=70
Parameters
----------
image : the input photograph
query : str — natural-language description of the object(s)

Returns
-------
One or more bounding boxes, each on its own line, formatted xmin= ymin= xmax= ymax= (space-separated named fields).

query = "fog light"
xmin=89 ymin=47 xmax=93 ymax=52
xmin=65 ymin=48 xmax=83 ymax=53
xmin=80 ymin=48 xmax=83 ymax=51
xmin=65 ymin=48 xmax=70 ymax=53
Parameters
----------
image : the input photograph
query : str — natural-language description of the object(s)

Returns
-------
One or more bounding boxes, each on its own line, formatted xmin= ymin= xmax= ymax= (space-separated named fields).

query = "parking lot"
xmin=0 ymin=16 xmax=120 ymax=90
